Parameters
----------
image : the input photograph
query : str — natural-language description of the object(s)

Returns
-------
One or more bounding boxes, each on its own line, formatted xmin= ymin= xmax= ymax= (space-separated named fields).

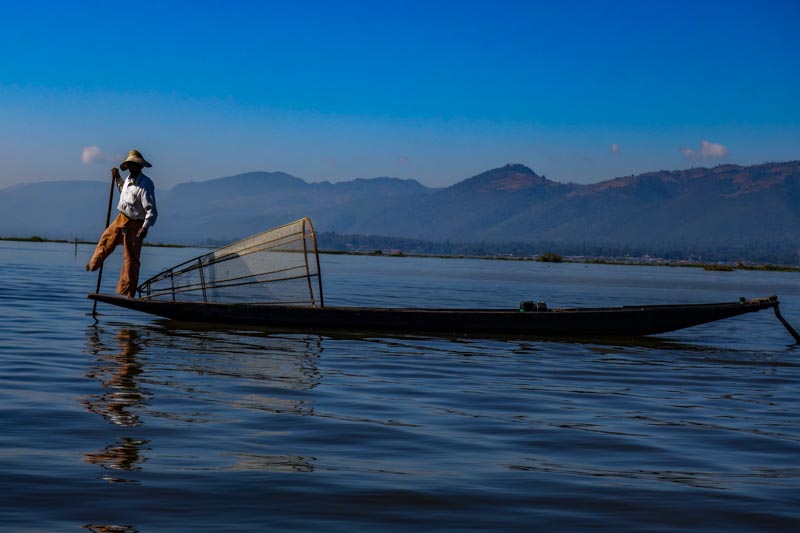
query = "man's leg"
xmin=86 ymin=213 xmax=126 ymax=271
xmin=117 ymin=219 xmax=144 ymax=297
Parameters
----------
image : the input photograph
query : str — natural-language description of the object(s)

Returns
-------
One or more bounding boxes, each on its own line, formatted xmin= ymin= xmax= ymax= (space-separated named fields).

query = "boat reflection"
xmin=149 ymin=317 xmax=730 ymax=351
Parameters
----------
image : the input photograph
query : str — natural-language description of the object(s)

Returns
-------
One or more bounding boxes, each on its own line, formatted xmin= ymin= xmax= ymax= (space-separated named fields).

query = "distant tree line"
xmin=316 ymin=232 xmax=800 ymax=265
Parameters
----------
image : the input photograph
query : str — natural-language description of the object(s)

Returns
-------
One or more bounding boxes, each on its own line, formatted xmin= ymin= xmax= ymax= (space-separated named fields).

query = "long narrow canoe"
xmin=88 ymin=293 xmax=780 ymax=338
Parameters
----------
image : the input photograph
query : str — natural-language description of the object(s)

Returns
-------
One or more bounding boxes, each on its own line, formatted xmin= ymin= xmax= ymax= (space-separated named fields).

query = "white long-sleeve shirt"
xmin=116 ymin=172 xmax=158 ymax=229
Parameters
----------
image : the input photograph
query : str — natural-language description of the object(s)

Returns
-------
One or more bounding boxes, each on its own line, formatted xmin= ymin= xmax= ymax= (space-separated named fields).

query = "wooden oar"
xmin=91 ymin=171 xmax=117 ymax=317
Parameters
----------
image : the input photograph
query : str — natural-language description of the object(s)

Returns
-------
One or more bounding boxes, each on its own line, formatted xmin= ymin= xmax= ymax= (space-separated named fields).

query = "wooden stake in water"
xmin=92 ymin=172 xmax=116 ymax=317
xmin=774 ymin=304 xmax=800 ymax=344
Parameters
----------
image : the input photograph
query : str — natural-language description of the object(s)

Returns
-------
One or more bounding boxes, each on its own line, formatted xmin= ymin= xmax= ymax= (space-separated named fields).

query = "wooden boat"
xmin=88 ymin=218 xmax=799 ymax=340
xmin=88 ymin=292 xmax=783 ymax=337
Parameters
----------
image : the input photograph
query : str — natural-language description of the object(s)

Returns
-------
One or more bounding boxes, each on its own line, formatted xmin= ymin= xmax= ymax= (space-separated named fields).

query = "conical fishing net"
xmin=137 ymin=218 xmax=323 ymax=306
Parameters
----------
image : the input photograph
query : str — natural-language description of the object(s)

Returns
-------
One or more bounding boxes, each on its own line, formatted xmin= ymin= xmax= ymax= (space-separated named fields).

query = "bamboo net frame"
xmin=137 ymin=218 xmax=324 ymax=307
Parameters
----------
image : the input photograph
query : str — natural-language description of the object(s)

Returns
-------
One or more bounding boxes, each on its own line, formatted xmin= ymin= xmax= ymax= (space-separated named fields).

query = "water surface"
xmin=1 ymin=241 xmax=799 ymax=531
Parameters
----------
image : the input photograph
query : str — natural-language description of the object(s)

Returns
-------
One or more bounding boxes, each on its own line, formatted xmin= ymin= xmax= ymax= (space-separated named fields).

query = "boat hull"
xmin=87 ymin=294 xmax=778 ymax=337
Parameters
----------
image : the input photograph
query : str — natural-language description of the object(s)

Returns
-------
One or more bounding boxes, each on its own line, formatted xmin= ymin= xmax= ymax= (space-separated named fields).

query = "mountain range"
xmin=2 ymin=161 xmax=799 ymax=262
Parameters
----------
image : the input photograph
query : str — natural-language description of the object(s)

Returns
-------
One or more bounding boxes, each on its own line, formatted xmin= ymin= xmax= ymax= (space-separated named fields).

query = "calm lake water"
xmin=1 ymin=240 xmax=799 ymax=531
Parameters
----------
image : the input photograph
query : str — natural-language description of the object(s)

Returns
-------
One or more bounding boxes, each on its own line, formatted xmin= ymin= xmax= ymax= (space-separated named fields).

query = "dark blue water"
xmin=1 ymin=241 xmax=799 ymax=531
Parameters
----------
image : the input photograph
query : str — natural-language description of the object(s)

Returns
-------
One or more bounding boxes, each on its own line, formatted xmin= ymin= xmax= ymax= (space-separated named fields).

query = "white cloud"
xmin=610 ymin=143 xmax=620 ymax=154
xmin=700 ymin=140 xmax=729 ymax=159
xmin=81 ymin=146 xmax=116 ymax=164
xmin=680 ymin=140 xmax=729 ymax=162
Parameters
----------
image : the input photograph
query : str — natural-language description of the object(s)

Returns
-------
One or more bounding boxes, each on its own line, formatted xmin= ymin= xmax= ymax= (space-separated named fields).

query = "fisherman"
xmin=86 ymin=149 xmax=158 ymax=298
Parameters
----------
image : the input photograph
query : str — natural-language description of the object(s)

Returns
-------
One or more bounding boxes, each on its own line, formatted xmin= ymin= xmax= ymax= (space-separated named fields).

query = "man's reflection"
xmin=84 ymin=328 xmax=150 ymax=427
xmin=83 ymin=327 xmax=150 ymax=477
xmin=83 ymin=325 xmax=326 ymax=475
xmin=84 ymin=436 xmax=150 ymax=476
xmin=83 ymin=524 xmax=138 ymax=533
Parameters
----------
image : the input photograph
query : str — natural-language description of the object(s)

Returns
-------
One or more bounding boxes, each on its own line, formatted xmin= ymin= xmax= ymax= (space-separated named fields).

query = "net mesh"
xmin=138 ymin=218 xmax=323 ymax=306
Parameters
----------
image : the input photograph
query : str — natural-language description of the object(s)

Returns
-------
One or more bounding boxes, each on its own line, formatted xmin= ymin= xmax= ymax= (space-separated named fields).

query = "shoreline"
xmin=3 ymin=236 xmax=798 ymax=273
xmin=0 ymin=235 xmax=190 ymax=249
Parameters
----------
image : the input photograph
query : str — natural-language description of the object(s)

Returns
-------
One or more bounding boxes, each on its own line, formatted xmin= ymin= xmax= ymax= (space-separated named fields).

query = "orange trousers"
xmin=88 ymin=213 xmax=145 ymax=297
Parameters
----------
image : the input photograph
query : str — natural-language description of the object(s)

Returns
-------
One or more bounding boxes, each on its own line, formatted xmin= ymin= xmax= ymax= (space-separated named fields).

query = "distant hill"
xmin=0 ymin=180 xmax=111 ymax=239
xmin=161 ymin=171 xmax=432 ymax=242
xmin=2 ymin=161 xmax=799 ymax=262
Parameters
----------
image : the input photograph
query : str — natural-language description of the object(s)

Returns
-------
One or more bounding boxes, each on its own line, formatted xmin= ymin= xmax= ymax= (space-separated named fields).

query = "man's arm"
xmin=137 ymin=182 xmax=158 ymax=239
xmin=111 ymin=167 xmax=123 ymax=192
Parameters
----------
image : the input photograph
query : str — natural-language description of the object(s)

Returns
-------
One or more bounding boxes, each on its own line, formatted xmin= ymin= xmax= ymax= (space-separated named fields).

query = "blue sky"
xmin=0 ymin=0 xmax=797 ymax=189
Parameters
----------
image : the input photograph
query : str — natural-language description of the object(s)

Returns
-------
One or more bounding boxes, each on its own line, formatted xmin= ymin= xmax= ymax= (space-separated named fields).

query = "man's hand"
xmin=111 ymin=167 xmax=121 ymax=179
xmin=137 ymin=227 xmax=148 ymax=240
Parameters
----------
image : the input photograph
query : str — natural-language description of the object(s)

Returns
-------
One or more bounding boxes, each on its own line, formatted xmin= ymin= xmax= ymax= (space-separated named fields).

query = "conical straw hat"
xmin=120 ymin=149 xmax=152 ymax=170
